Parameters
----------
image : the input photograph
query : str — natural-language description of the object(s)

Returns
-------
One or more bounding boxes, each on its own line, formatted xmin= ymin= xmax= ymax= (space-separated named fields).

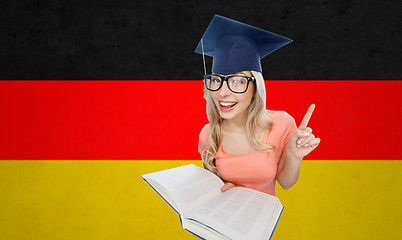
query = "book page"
xmin=142 ymin=164 xmax=224 ymax=214
xmin=185 ymin=187 xmax=282 ymax=240
xmin=182 ymin=218 xmax=231 ymax=240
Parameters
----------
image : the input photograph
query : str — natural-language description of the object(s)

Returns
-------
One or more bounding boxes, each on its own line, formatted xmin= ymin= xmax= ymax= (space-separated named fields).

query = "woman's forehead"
xmin=212 ymin=71 xmax=252 ymax=76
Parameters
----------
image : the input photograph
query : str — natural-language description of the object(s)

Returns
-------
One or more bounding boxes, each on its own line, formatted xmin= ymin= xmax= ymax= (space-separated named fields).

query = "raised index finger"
xmin=299 ymin=104 xmax=315 ymax=129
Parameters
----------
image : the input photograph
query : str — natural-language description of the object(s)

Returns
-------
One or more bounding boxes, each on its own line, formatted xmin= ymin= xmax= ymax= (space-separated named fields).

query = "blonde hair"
xmin=201 ymin=70 xmax=275 ymax=174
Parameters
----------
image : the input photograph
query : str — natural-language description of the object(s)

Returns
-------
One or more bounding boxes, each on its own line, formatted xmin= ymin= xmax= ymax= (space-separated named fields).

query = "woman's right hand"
xmin=221 ymin=182 xmax=235 ymax=192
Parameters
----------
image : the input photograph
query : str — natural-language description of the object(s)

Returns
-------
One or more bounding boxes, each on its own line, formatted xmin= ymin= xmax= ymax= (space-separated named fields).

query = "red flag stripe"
xmin=0 ymin=80 xmax=401 ymax=160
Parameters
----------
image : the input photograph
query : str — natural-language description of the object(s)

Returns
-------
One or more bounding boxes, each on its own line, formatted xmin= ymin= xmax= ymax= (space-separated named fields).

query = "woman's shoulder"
xmin=266 ymin=110 xmax=296 ymax=132
xmin=200 ymin=123 xmax=209 ymax=135
xmin=199 ymin=124 xmax=210 ymax=142
xmin=198 ymin=124 xmax=210 ymax=154
xmin=266 ymin=110 xmax=297 ymax=149
xmin=267 ymin=110 xmax=295 ymax=124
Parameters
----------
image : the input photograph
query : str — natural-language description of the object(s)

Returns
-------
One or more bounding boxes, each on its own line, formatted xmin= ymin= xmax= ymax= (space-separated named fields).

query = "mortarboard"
xmin=195 ymin=14 xmax=293 ymax=75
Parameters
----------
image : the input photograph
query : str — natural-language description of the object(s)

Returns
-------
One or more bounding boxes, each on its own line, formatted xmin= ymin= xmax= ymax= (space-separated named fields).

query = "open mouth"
xmin=219 ymin=101 xmax=237 ymax=111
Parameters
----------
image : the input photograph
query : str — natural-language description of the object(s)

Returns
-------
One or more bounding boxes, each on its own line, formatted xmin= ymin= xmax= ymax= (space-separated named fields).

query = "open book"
xmin=142 ymin=164 xmax=283 ymax=240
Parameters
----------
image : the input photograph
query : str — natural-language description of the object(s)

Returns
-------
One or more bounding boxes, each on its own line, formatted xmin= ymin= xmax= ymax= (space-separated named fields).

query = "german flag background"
xmin=1 ymin=1 xmax=401 ymax=239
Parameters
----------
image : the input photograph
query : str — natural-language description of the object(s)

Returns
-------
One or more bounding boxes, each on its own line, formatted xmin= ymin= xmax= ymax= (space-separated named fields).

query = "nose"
xmin=218 ymin=80 xmax=231 ymax=97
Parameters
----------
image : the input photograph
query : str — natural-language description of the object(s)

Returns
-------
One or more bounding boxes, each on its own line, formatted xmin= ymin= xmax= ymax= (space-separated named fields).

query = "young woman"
xmin=196 ymin=15 xmax=320 ymax=196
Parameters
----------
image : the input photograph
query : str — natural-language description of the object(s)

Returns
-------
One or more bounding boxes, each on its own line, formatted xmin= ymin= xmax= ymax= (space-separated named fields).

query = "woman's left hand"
xmin=286 ymin=104 xmax=321 ymax=160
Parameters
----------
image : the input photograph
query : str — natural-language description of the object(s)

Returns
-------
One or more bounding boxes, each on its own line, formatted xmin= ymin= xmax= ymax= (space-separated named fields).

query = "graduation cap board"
xmin=195 ymin=14 xmax=293 ymax=75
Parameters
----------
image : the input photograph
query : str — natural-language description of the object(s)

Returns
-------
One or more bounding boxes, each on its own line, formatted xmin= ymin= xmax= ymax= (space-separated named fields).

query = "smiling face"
xmin=209 ymin=71 xmax=255 ymax=121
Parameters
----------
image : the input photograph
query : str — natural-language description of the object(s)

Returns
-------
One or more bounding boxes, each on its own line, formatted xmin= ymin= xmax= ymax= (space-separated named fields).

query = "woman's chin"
xmin=218 ymin=110 xmax=236 ymax=120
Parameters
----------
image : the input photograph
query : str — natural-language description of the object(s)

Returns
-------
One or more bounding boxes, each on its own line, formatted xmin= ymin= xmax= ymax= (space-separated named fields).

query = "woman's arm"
xmin=277 ymin=104 xmax=320 ymax=190
xmin=276 ymin=150 xmax=302 ymax=190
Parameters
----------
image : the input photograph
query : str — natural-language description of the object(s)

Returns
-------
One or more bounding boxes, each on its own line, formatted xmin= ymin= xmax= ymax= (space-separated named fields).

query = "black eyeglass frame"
xmin=203 ymin=74 xmax=255 ymax=94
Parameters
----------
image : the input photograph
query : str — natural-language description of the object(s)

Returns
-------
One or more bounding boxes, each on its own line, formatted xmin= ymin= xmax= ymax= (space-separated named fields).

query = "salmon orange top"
xmin=198 ymin=110 xmax=297 ymax=196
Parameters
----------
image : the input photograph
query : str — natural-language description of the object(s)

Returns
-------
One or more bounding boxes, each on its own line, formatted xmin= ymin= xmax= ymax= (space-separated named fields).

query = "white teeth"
xmin=220 ymin=102 xmax=236 ymax=107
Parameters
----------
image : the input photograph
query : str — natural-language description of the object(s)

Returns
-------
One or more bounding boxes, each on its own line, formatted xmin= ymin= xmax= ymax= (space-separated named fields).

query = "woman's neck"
xmin=222 ymin=112 xmax=248 ymax=132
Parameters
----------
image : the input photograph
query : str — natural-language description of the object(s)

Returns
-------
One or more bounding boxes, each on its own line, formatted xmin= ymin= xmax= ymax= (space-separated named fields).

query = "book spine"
xmin=269 ymin=206 xmax=284 ymax=240
xmin=141 ymin=176 xmax=180 ymax=216
xmin=184 ymin=228 xmax=206 ymax=240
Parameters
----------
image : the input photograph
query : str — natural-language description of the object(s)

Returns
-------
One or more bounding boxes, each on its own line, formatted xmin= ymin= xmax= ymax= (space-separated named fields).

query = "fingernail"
xmin=304 ymin=132 xmax=310 ymax=136
xmin=297 ymin=140 xmax=301 ymax=144
xmin=304 ymin=144 xmax=308 ymax=147
xmin=297 ymin=145 xmax=300 ymax=148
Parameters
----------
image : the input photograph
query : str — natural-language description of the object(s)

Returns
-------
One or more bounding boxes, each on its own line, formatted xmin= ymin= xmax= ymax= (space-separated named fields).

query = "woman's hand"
xmin=221 ymin=182 xmax=235 ymax=192
xmin=286 ymin=104 xmax=321 ymax=160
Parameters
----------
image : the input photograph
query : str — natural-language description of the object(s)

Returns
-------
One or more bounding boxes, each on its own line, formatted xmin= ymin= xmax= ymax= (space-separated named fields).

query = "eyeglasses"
xmin=203 ymin=74 xmax=255 ymax=94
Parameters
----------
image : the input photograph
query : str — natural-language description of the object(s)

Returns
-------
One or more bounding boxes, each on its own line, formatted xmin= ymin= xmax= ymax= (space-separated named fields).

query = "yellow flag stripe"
xmin=0 ymin=160 xmax=401 ymax=240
